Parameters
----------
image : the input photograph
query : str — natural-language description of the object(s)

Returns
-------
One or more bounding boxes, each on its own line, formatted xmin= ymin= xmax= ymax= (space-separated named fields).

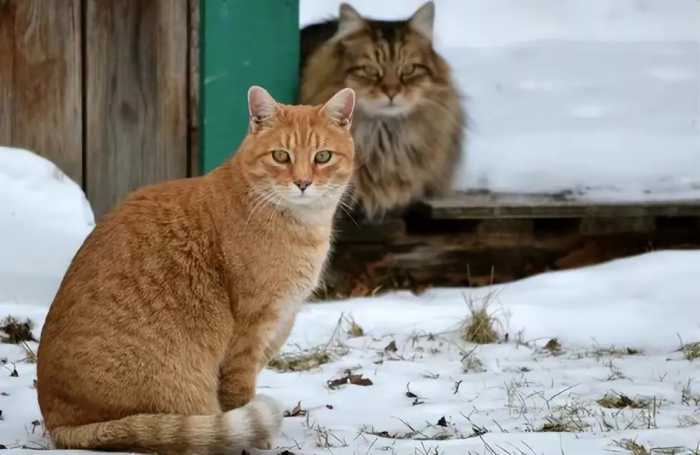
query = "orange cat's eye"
xmin=314 ymin=150 xmax=333 ymax=164
xmin=271 ymin=150 xmax=290 ymax=164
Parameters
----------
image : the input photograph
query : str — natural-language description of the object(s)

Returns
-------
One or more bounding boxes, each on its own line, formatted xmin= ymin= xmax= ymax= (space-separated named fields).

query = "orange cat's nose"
xmin=294 ymin=180 xmax=312 ymax=192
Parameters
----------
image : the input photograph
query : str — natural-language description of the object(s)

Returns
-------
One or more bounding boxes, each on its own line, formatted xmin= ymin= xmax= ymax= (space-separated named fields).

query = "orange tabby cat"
xmin=37 ymin=86 xmax=356 ymax=453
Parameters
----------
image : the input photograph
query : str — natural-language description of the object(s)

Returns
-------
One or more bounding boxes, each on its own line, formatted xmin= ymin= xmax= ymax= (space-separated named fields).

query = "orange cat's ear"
xmin=409 ymin=1 xmax=434 ymax=41
xmin=336 ymin=3 xmax=365 ymax=39
xmin=247 ymin=85 xmax=278 ymax=133
xmin=321 ymin=88 xmax=355 ymax=130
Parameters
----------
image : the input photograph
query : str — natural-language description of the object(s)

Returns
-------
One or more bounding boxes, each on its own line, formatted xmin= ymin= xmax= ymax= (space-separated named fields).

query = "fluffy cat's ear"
xmin=247 ymin=85 xmax=277 ymax=133
xmin=336 ymin=3 xmax=365 ymax=39
xmin=409 ymin=1 xmax=435 ymax=41
xmin=321 ymin=88 xmax=355 ymax=130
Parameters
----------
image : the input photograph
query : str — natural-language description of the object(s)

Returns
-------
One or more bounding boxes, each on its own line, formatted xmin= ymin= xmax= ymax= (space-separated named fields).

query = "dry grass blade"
xmin=544 ymin=338 xmax=562 ymax=354
xmin=21 ymin=341 xmax=37 ymax=364
xmin=682 ymin=341 xmax=700 ymax=360
xmin=0 ymin=317 xmax=35 ymax=344
xmin=268 ymin=349 xmax=333 ymax=372
xmin=597 ymin=392 xmax=648 ymax=409
xmin=346 ymin=316 xmax=364 ymax=338
xmin=462 ymin=352 xmax=486 ymax=373
xmin=462 ymin=293 xmax=499 ymax=344
xmin=613 ymin=438 xmax=651 ymax=455
xmin=538 ymin=401 xmax=592 ymax=433
xmin=269 ymin=314 xmax=349 ymax=372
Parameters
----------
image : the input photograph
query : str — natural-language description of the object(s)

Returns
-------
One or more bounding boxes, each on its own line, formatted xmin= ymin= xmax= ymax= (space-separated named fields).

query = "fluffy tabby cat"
xmin=300 ymin=1 xmax=464 ymax=218
xmin=36 ymin=86 xmax=356 ymax=453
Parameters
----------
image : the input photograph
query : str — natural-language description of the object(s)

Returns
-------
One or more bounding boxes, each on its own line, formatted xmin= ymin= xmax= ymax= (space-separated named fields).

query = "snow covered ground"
xmin=1 ymin=250 xmax=700 ymax=454
xmin=301 ymin=0 xmax=700 ymax=201
xmin=0 ymin=149 xmax=699 ymax=454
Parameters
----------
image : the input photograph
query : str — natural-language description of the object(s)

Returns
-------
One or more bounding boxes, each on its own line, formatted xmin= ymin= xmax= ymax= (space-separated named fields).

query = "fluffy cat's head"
xmin=238 ymin=86 xmax=356 ymax=213
xmin=330 ymin=2 xmax=448 ymax=117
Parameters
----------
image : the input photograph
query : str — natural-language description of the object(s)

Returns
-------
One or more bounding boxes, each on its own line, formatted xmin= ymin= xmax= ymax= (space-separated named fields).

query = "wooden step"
xmin=416 ymin=192 xmax=700 ymax=220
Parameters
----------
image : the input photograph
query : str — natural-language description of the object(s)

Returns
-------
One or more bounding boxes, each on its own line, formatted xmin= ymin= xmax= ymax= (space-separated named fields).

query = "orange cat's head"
xmin=237 ymin=86 xmax=356 ymax=213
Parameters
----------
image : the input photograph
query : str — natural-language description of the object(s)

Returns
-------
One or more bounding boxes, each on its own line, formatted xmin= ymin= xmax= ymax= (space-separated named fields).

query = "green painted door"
xmin=200 ymin=0 xmax=299 ymax=172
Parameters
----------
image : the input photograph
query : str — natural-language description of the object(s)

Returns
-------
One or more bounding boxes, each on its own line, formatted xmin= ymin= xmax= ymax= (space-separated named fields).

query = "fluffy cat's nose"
xmin=383 ymin=85 xmax=400 ymax=101
xmin=294 ymin=180 xmax=312 ymax=192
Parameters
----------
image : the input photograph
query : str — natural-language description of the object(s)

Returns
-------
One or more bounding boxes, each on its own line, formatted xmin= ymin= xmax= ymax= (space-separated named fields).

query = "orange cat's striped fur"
xmin=37 ymin=86 xmax=356 ymax=453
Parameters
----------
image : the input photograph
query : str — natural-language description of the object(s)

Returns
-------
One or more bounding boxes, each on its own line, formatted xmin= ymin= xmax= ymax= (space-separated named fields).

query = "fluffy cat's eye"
xmin=314 ymin=150 xmax=333 ymax=164
xmin=364 ymin=66 xmax=380 ymax=79
xmin=402 ymin=64 xmax=428 ymax=79
xmin=271 ymin=150 xmax=290 ymax=163
xmin=351 ymin=65 xmax=380 ymax=81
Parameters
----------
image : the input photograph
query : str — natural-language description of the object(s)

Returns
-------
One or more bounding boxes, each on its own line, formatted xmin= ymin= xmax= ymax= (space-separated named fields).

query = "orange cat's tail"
xmin=48 ymin=395 xmax=283 ymax=453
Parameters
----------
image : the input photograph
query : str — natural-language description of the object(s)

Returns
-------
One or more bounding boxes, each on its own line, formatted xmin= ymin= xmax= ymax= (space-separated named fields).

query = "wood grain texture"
xmin=188 ymin=0 xmax=200 ymax=177
xmin=320 ymin=212 xmax=700 ymax=297
xmin=0 ymin=0 xmax=13 ymax=143
xmin=0 ymin=0 xmax=83 ymax=184
xmin=85 ymin=0 xmax=188 ymax=217
xmin=418 ymin=192 xmax=700 ymax=219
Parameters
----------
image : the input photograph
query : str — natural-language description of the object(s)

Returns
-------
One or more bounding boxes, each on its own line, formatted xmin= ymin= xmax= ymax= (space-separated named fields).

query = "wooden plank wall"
xmin=0 ymin=0 xmax=83 ymax=184
xmin=85 ymin=0 xmax=190 ymax=216
xmin=0 ymin=0 xmax=200 ymax=218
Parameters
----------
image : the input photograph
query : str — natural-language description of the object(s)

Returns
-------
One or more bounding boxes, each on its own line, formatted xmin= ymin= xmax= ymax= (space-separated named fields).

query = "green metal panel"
xmin=200 ymin=0 xmax=299 ymax=172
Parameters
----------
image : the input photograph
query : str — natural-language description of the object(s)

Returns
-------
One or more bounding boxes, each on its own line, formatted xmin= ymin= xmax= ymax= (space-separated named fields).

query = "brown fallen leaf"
xmin=327 ymin=376 xmax=349 ymax=389
xmin=283 ymin=401 xmax=307 ymax=417
xmin=384 ymin=340 xmax=398 ymax=353
xmin=348 ymin=374 xmax=373 ymax=386
xmin=327 ymin=371 xmax=373 ymax=389
xmin=544 ymin=338 xmax=562 ymax=354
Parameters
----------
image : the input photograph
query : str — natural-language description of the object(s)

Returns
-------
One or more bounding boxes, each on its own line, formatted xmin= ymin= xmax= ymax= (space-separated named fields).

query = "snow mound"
xmin=0 ymin=147 xmax=94 ymax=308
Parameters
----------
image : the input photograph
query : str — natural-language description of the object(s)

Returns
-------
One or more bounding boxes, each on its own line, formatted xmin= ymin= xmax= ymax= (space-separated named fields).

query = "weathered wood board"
xmin=85 ymin=0 xmax=189 ymax=217
xmin=0 ymin=0 xmax=83 ymax=184
xmin=419 ymin=192 xmax=700 ymax=219
xmin=321 ymin=195 xmax=700 ymax=298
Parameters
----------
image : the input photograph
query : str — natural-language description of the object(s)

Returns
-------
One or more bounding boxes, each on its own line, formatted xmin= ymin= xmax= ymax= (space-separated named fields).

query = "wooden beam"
xmin=0 ymin=1 xmax=13 ymax=144
xmin=85 ymin=0 xmax=189 ymax=217
xmin=418 ymin=192 xmax=700 ymax=220
xmin=188 ymin=0 xmax=201 ymax=177
xmin=0 ymin=0 xmax=83 ymax=185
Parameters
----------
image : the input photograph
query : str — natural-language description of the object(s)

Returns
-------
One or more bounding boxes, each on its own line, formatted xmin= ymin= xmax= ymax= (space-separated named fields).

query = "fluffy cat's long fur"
xmin=37 ymin=87 xmax=356 ymax=453
xmin=300 ymin=2 xmax=465 ymax=218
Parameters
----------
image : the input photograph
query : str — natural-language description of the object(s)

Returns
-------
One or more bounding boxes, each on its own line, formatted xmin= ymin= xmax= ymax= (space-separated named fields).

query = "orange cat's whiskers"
xmin=243 ymin=188 xmax=275 ymax=230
